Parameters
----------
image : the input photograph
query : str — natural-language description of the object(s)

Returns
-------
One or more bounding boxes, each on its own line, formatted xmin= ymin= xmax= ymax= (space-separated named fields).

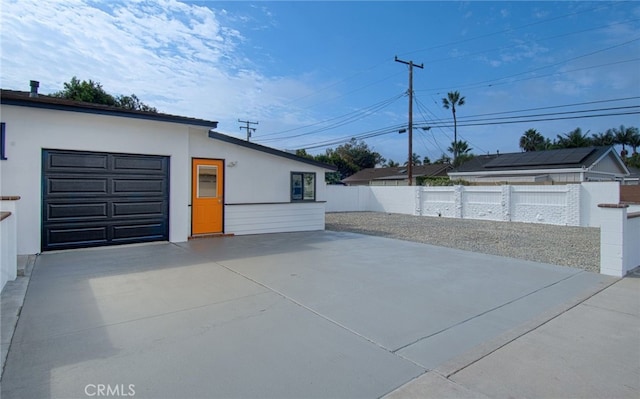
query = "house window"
xmin=197 ymin=165 xmax=218 ymax=198
xmin=0 ymin=123 xmax=6 ymax=160
xmin=291 ymin=172 xmax=316 ymax=201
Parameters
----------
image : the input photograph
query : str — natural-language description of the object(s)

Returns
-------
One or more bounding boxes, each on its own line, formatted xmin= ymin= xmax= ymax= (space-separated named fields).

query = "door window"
xmin=197 ymin=165 xmax=218 ymax=198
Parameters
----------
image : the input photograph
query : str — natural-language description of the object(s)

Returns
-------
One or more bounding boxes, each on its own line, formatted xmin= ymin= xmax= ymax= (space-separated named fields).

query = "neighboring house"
xmin=623 ymin=166 xmax=639 ymax=185
xmin=0 ymin=86 xmax=336 ymax=254
xmin=341 ymin=164 xmax=451 ymax=186
xmin=448 ymin=146 xmax=629 ymax=184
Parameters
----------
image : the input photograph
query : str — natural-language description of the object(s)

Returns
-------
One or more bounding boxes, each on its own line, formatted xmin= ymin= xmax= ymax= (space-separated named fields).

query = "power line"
xmin=256 ymin=92 xmax=405 ymax=143
xmin=422 ymin=105 xmax=640 ymax=128
xmin=455 ymin=96 xmax=640 ymax=119
xmin=294 ymin=105 xmax=640 ymax=152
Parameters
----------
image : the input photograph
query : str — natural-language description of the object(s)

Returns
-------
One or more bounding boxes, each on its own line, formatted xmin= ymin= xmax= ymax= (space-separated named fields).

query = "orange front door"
xmin=192 ymin=158 xmax=224 ymax=235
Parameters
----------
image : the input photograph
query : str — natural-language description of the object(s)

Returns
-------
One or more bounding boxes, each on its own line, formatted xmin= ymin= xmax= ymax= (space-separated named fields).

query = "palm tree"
xmin=519 ymin=129 xmax=545 ymax=152
xmin=447 ymin=140 xmax=473 ymax=167
xmin=442 ymin=91 xmax=465 ymax=163
xmin=404 ymin=152 xmax=422 ymax=166
xmin=447 ymin=140 xmax=471 ymax=156
xmin=611 ymin=125 xmax=636 ymax=157
xmin=434 ymin=153 xmax=452 ymax=165
xmin=628 ymin=129 xmax=640 ymax=155
xmin=384 ymin=159 xmax=400 ymax=167
xmin=591 ymin=131 xmax=615 ymax=147
xmin=555 ymin=128 xmax=591 ymax=148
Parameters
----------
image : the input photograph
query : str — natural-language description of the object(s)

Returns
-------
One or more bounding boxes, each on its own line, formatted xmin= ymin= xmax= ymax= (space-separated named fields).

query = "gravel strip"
xmin=326 ymin=212 xmax=600 ymax=272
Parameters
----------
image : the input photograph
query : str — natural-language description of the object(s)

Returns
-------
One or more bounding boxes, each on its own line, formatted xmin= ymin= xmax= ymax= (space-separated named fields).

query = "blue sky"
xmin=2 ymin=1 xmax=639 ymax=164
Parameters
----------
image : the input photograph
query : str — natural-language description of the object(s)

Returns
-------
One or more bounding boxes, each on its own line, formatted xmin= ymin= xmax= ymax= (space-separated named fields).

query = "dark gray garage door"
xmin=42 ymin=149 xmax=169 ymax=251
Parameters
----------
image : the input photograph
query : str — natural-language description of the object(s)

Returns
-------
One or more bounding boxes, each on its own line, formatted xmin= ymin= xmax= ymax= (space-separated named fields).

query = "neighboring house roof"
xmin=342 ymin=164 xmax=451 ymax=184
xmin=626 ymin=166 xmax=640 ymax=178
xmin=1 ymin=89 xmax=219 ymax=128
xmin=1 ymin=89 xmax=336 ymax=171
xmin=450 ymin=146 xmax=629 ymax=176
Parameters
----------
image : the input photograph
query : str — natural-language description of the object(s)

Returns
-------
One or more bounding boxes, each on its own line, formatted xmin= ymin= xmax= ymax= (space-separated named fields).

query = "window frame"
xmin=290 ymin=172 xmax=316 ymax=202
xmin=1 ymin=123 xmax=6 ymax=160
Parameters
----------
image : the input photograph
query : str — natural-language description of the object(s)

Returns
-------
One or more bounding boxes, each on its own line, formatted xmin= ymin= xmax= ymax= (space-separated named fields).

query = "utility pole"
xmin=395 ymin=56 xmax=423 ymax=186
xmin=238 ymin=119 xmax=258 ymax=141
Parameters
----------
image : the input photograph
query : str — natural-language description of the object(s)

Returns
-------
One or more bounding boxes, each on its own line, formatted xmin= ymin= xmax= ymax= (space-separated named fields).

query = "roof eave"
xmin=208 ymin=131 xmax=337 ymax=171
xmin=1 ymin=91 xmax=219 ymax=129
xmin=586 ymin=146 xmax=630 ymax=175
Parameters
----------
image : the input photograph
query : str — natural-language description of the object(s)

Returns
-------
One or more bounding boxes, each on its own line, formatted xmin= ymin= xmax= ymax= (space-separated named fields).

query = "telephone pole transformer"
xmin=395 ymin=56 xmax=423 ymax=186
xmin=238 ymin=119 xmax=258 ymax=141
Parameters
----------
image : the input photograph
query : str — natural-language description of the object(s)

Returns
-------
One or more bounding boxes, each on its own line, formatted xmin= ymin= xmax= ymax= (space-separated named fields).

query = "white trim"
xmin=587 ymin=146 xmax=630 ymax=175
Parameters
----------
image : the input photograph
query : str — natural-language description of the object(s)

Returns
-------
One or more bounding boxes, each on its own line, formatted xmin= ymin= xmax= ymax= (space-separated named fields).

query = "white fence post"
xmin=454 ymin=185 xmax=463 ymax=219
xmin=567 ymin=184 xmax=581 ymax=226
xmin=598 ymin=204 xmax=629 ymax=277
xmin=501 ymin=185 xmax=511 ymax=221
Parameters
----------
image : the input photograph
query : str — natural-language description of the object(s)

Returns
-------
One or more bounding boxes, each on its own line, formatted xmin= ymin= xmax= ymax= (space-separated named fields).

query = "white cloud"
xmin=0 ymin=0 xmax=319 ymax=136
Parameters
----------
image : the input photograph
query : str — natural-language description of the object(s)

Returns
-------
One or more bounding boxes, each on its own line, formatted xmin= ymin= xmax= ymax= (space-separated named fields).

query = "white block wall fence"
xmin=326 ymin=182 xmax=639 ymax=276
xmin=327 ymin=182 xmax=619 ymax=227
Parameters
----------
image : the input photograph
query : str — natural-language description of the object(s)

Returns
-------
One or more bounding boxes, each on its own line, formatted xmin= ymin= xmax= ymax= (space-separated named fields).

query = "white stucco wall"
xmin=188 ymin=130 xmax=329 ymax=235
xmin=599 ymin=206 xmax=640 ymax=277
xmin=188 ymin=130 xmax=328 ymax=205
xmin=1 ymin=105 xmax=193 ymax=254
xmin=325 ymin=186 xmax=370 ymax=212
xmin=369 ymin=186 xmax=417 ymax=214
xmin=581 ymin=182 xmax=620 ymax=227
xmin=1 ymin=104 xmax=329 ymax=254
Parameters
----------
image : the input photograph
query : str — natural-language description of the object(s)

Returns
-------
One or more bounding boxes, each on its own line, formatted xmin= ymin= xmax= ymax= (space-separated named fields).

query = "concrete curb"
xmin=1 ymin=254 xmax=36 ymax=380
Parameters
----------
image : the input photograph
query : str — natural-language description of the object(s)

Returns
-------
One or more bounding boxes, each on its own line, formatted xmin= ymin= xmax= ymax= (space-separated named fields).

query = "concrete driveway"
xmin=1 ymin=231 xmax=613 ymax=399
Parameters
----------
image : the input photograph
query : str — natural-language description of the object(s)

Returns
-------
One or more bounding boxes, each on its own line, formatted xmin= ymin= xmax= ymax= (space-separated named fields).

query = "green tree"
xmin=611 ymin=125 xmax=639 ymax=158
xmin=384 ymin=159 xmax=400 ymax=167
xmin=116 ymin=94 xmax=158 ymax=112
xmin=629 ymin=130 xmax=640 ymax=156
xmin=519 ymin=129 xmax=545 ymax=152
xmin=404 ymin=152 xmax=422 ymax=166
xmin=434 ymin=153 xmax=452 ymax=165
xmin=423 ymin=156 xmax=431 ymax=165
xmin=447 ymin=140 xmax=471 ymax=156
xmin=52 ymin=76 xmax=157 ymax=112
xmin=295 ymin=149 xmax=314 ymax=159
xmin=591 ymin=131 xmax=615 ymax=147
xmin=312 ymin=138 xmax=384 ymax=181
xmin=625 ymin=153 xmax=640 ymax=169
xmin=52 ymin=76 xmax=116 ymax=105
xmin=555 ymin=128 xmax=592 ymax=148
xmin=442 ymin=91 xmax=465 ymax=163
xmin=447 ymin=140 xmax=473 ymax=167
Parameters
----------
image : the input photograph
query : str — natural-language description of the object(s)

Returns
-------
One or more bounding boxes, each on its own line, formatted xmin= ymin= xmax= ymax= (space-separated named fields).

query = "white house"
xmin=0 ymin=86 xmax=336 ymax=254
xmin=448 ymin=146 xmax=629 ymax=184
